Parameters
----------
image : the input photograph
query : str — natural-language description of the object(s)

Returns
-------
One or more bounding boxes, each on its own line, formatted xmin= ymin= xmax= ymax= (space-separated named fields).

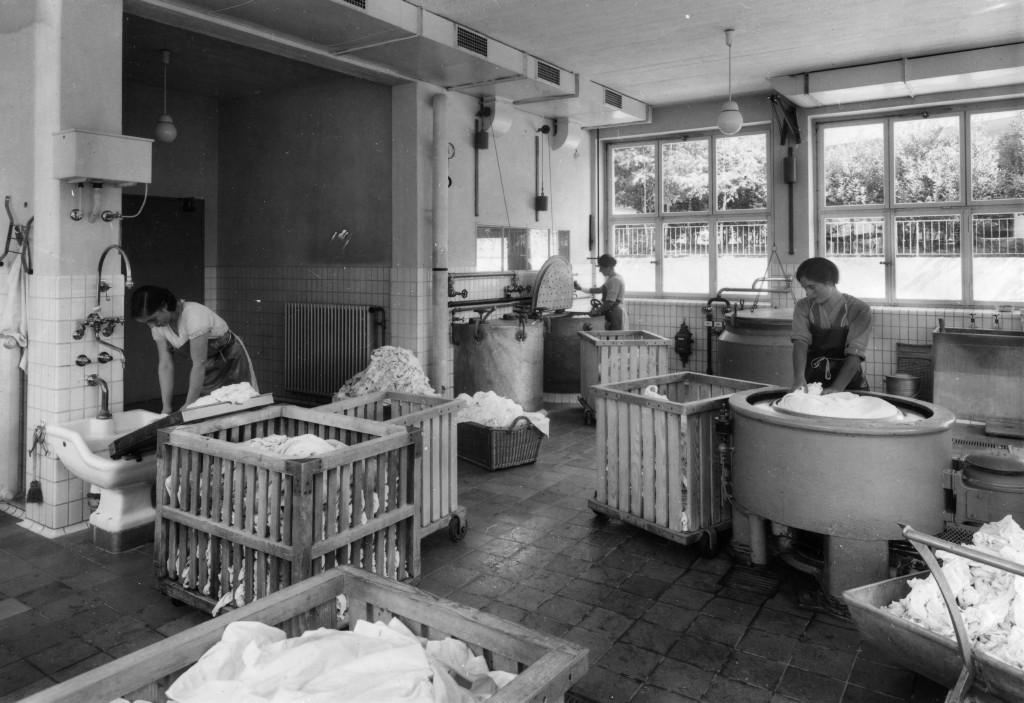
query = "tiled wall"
xmin=19 ymin=274 xmax=128 ymax=532
xmin=624 ymin=299 xmax=1023 ymax=391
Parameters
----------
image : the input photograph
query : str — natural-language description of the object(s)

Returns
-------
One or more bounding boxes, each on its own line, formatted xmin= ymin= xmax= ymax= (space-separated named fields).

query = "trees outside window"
xmin=818 ymin=105 xmax=1024 ymax=304
xmin=609 ymin=131 xmax=769 ymax=296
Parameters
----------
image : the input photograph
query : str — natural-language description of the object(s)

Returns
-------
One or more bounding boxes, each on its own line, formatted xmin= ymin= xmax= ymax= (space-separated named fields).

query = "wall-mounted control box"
xmin=53 ymin=129 xmax=153 ymax=186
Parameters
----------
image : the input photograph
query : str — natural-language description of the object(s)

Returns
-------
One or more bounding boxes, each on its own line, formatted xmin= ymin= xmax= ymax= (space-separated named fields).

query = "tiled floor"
xmin=0 ymin=403 xmax=950 ymax=702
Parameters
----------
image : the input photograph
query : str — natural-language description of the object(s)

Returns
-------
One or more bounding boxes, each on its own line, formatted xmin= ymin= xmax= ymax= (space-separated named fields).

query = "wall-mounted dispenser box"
xmin=53 ymin=129 xmax=153 ymax=186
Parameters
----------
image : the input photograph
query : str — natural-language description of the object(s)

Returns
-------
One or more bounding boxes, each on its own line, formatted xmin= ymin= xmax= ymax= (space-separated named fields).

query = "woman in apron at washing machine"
xmin=131 ymin=285 xmax=258 ymax=414
xmin=790 ymin=257 xmax=872 ymax=394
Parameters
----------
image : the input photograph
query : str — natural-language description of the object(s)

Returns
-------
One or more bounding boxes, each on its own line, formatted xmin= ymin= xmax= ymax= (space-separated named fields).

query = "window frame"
xmin=815 ymin=101 xmax=1024 ymax=306
xmin=605 ymin=127 xmax=773 ymax=298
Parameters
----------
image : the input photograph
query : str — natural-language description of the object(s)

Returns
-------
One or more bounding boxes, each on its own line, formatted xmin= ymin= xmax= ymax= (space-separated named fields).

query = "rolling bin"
xmin=843 ymin=525 xmax=1024 ymax=703
xmin=155 ymin=404 xmax=422 ymax=615
xmin=577 ymin=329 xmax=671 ymax=424
xmin=588 ymin=372 xmax=765 ymax=554
xmin=316 ymin=392 xmax=467 ymax=541
xmin=23 ymin=566 xmax=589 ymax=703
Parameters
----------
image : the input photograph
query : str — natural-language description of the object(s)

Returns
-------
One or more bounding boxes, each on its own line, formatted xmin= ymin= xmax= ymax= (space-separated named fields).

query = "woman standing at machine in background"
xmin=791 ymin=257 xmax=872 ymax=393
xmin=131 ymin=285 xmax=258 ymax=413
xmin=574 ymin=253 xmax=628 ymax=330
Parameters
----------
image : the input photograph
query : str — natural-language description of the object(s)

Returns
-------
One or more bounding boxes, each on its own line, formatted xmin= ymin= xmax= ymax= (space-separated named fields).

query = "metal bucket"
xmin=452 ymin=317 xmax=544 ymax=411
xmin=543 ymin=313 xmax=595 ymax=393
xmin=884 ymin=373 xmax=920 ymax=398
xmin=716 ymin=310 xmax=792 ymax=385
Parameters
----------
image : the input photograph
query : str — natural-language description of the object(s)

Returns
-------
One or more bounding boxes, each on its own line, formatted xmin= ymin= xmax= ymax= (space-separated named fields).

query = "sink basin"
xmin=45 ymin=409 xmax=164 ymax=489
xmin=45 ymin=409 xmax=166 ymax=546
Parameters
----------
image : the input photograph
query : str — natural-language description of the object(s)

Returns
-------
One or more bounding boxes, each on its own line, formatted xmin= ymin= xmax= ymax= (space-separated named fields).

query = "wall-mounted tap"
xmin=85 ymin=374 xmax=111 ymax=420
xmin=75 ymin=354 xmax=92 ymax=367
xmin=96 ymin=244 xmax=134 ymax=307
xmin=97 ymin=351 xmax=113 ymax=364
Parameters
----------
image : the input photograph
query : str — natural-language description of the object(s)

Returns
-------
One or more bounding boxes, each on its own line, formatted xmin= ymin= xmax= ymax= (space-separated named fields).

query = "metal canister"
xmin=452 ymin=316 xmax=544 ymax=411
xmin=884 ymin=373 xmax=920 ymax=398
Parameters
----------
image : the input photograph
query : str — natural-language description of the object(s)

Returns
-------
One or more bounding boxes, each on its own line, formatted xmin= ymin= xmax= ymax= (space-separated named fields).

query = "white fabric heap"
xmin=0 ymin=252 xmax=28 ymax=370
xmin=641 ymin=385 xmax=668 ymax=401
xmin=777 ymin=384 xmax=903 ymax=420
xmin=335 ymin=346 xmax=437 ymax=398
xmin=884 ymin=515 xmax=1024 ymax=670
xmin=244 ymin=434 xmax=346 ymax=458
xmin=164 ymin=618 xmax=515 ymax=703
xmin=454 ymin=391 xmax=549 ymax=436
xmin=188 ymin=382 xmax=260 ymax=408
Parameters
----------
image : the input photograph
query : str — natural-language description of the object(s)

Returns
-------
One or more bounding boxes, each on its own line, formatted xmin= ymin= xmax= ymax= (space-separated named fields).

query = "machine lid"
xmin=531 ymin=255 xmax=575 ymax=313
xmin=962 ymin=452 xmax=1024 ymax=492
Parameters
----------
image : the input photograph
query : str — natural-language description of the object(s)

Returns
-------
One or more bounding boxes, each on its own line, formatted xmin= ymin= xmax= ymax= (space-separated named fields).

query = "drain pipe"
xmin=429 ymin=93 xmax=449 ymax=394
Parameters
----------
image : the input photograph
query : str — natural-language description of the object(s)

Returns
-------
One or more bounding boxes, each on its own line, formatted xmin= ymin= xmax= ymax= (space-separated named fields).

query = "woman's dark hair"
xmin=130 ymin=285 xmax=177 ymax=319
xmin=795 ymin=257 xmax=839 ymax=285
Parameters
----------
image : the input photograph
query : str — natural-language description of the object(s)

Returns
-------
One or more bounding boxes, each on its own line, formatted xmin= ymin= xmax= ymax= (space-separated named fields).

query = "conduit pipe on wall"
xmin=429 ymin=93 xmax=449 ymax=394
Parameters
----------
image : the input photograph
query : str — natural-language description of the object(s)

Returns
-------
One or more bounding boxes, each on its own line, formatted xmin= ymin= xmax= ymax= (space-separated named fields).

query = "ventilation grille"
xmin=457 ymin=26 xmax=488 ymax=56
xmin=340 ymin=0 xmax=366 ymax=8
xmin=604 ymin=89 xmax=623 ymax=109
xmin=536 ymin=61 xmax=561 ymax=85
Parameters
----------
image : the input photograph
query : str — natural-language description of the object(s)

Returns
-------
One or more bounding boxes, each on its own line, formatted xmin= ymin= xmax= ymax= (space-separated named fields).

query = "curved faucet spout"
xmin=97 ymin=245 xmax=134 ymax=307
xmin=85 ymin=374 xmax=112 ymax=420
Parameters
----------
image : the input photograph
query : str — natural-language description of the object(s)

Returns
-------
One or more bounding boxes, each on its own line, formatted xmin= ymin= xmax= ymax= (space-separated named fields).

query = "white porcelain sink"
xmin=45 ymin=409 xmax=165 ymax=535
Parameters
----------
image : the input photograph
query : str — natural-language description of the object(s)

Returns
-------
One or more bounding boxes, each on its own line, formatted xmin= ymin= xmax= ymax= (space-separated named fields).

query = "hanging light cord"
xmin=162 ymin=51 xmax=169 ymax=114
xmin=726 ymin=30 xmax=734 ymax=101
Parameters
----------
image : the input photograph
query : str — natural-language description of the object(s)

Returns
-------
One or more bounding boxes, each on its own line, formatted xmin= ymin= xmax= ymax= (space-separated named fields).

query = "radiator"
xmin=284 ymin=303 xmax=375 ymax=397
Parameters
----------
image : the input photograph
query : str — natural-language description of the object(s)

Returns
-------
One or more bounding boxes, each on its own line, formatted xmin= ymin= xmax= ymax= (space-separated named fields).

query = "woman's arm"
xmin=155 ymin=340 xmax=175 ymax=414
xmin=183 ymin=334 xmax=210 ymax=408
xmin=791 ymin=339 xmax=809 ymax=390
xmin=822 ymin=355 xmax=863 ymax=394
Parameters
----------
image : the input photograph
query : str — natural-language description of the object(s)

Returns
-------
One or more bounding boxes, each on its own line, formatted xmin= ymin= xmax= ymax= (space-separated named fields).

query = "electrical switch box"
xmin=53 ymin=129 xmax=153 ymax=186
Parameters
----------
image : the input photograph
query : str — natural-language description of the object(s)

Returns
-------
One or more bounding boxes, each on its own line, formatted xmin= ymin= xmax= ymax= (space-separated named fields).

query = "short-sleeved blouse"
xmin=150 ymin=301 xmax=229 ymax=350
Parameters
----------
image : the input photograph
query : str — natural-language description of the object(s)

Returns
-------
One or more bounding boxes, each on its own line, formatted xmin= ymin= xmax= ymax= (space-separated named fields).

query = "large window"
xmin=608 ymin=130 xmax=770 ymax=296
xmin=818 ymin=105 xmax=1024 ymax=304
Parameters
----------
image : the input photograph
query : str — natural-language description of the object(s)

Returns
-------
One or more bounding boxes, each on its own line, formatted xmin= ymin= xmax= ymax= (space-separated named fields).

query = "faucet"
xmin=85 ymin=374 xmax=111 ymax=420
xmin=96 ymin=245 xmax=134 ymax=307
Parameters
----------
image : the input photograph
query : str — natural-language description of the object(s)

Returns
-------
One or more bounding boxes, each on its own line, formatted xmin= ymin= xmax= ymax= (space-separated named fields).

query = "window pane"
xmin=476 ymin=226 xmax=504 ymax=270
xmin=973 ymin=212 xmax=1024 ymax=301
xmin=612 ymin=223 xmax=655 ymax=293
xmin=823 ymin=123 xmax=884 ymax=206
xmin=662 ymin=140 xmax=709 ymax=212
xmin=528 ymin=228 xmax=550 ymax=269
xmin=895 ymin=215 xmax=961 ymax=300
xmin=971 ymin=110 xmax=1024 ymax=201
xmin=894 ymin=116 xmax=961 ymax=203
xmin=507 ymin=228 xmax=529 ymax=269
xmin=664 ymin=222 xmax=709 ymax=294
xmin=716 ymin=134 xmax=767 ymax=210
xmin=612 ymin=144 xmax=656 ymax=214
xmin=717 ymin=220 xmax=768 ymax=289
xmin=824 ymin=216 xmax=885 ymax=298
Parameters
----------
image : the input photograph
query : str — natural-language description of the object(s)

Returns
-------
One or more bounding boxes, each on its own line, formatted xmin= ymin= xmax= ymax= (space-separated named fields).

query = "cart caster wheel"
xmin=583 ymin=409 xmax=594 ymax=425
xmin=700 ymin=529 xmax=719 ymax=557
xmin=590 ymin=509 xmax=608 ymax=523
xmin=448 ymin=514 xmax=467 ymax=542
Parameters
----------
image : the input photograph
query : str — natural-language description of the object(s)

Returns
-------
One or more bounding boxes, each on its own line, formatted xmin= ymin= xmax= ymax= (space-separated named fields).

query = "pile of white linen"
xmin=335 ymin=346 xmax=437 ymax=398
xmin=776 ymin=383 xmax=904 ymax=420
xmin=244 ymin=433 xmax=345 ymax=458
xmin=188 ymin=382 xmax=260 ymax=408
xmin=884 ymin=515 xmax=1024 ymax=670
xmin=131 ymin=618 xmax=517 ymax=703
xmin=454 ymin=391 xmax=549 ymax=436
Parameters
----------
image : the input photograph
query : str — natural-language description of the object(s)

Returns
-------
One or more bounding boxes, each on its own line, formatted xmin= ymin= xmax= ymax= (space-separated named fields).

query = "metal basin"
xmin=932 ymin=327 xmax=1024 ymax=423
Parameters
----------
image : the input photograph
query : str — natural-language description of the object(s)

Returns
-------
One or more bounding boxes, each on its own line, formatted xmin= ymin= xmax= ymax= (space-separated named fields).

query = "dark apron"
xmin=604 ymin=302 xmax=625 ymax=331
xmin=805 ymin=303 xmax=868 ymax=391
xmin=172 ymin=330 xmax=254 ymax=395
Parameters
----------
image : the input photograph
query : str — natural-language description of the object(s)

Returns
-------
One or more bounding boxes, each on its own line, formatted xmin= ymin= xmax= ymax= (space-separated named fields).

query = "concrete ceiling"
xmin=124 ymin=0 xmax=1024 ymax=107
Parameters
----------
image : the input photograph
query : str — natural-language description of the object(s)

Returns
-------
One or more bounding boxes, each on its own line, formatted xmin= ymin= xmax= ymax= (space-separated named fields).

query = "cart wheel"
xmin=448 ymin=514 xmax=467 ymax=542
xmin=700 ymin=529 xmax=719 ymax=557
xmin=583 ymin=408 xmax=595 ymax=425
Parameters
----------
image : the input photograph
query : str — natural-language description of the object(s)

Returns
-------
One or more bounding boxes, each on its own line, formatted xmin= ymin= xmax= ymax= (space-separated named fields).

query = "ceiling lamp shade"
xmin=155 ymin=50 xmax=177 ymax=143
xmin=717 ymin=29 xmax=743 ymax=136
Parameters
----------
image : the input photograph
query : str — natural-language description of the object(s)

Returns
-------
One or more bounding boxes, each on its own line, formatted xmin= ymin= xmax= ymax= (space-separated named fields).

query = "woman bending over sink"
xmin=131 ymin=285 xmax=259 ymax=414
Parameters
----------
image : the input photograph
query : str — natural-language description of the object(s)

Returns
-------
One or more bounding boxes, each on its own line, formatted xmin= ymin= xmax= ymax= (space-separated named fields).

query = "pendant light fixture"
xmin=717 ymin=29 xmax=743 ymax=136
xmin=154 ymin=49 xmax=178 ymax=144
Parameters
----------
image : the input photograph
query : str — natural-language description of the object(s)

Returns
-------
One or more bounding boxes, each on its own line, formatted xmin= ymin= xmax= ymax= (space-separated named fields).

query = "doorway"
xmin=120 ymin=195 xmax=204 ymax=411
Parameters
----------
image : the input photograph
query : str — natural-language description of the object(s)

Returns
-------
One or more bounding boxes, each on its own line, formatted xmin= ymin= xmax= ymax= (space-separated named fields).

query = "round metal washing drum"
xmin=729 ymin=387 xmax=956 ymax=597
xmin=531 ymin=255 xmax=575 ymax=313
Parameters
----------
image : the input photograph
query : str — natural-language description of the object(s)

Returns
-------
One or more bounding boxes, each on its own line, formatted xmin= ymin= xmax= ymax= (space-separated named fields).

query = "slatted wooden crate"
xmin=154 ymin=404 xmax=421 ymax=614
xmin=23 ymin=566 xmax=589 ymax=703
xmin=588 ymin=372 xmax=765 ymax=553
xmin=316 ymin=392 xmax=467 ymax=540
xmin=577 ymin=330 xmax=672 ymax=422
